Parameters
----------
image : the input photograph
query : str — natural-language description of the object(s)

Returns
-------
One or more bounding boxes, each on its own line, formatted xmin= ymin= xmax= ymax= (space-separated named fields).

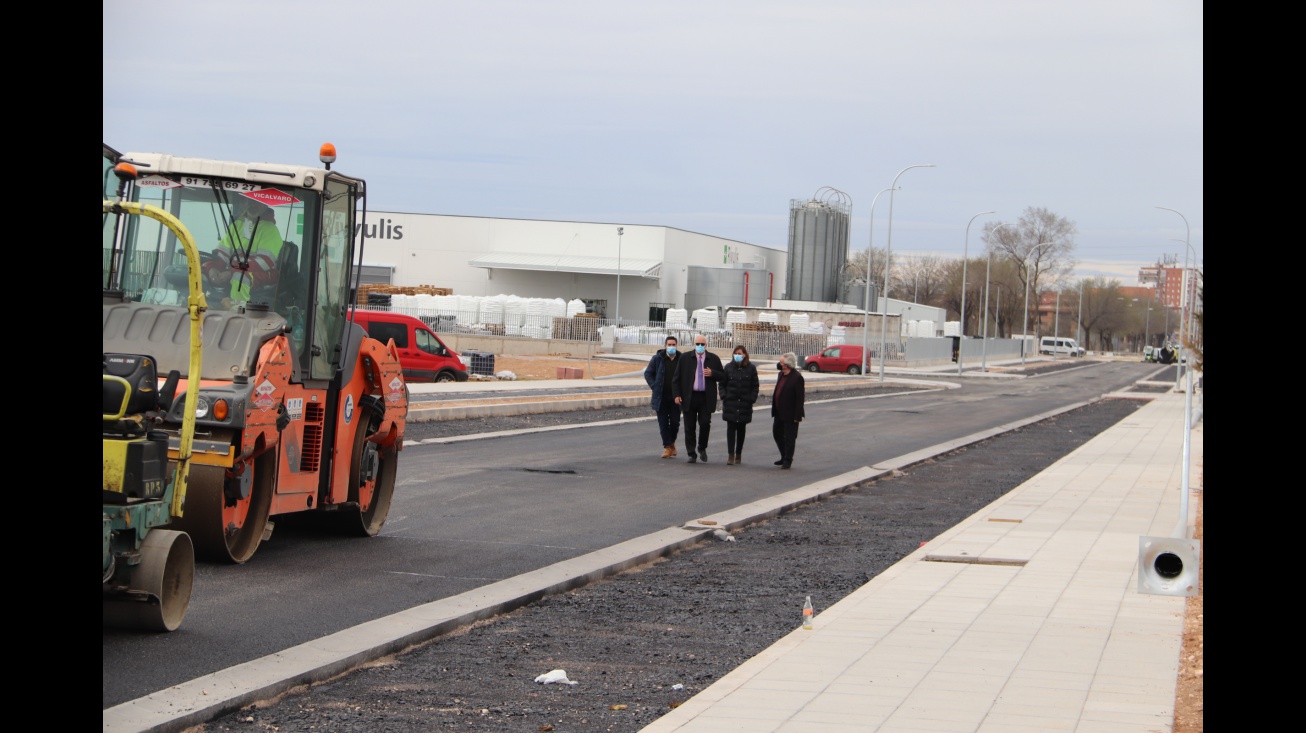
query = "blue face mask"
xmin=695 ymin=344 xmax=706 ymax=354
xmin=733 ymin=353 xmax=743 ymax=363
xmin=666 ymin=345 xmax=677 ymax=355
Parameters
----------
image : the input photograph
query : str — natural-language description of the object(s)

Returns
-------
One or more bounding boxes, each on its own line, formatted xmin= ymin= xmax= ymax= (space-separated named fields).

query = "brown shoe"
xmin=669 ymin=445 xmax=678 ymax=458
xmin=726 ymin=454 xmax=736 ymax=465
xmin=661 ymin=446 xmax=673 ymax=459
xmin=734 ymin=453 xmax=742 ymax=465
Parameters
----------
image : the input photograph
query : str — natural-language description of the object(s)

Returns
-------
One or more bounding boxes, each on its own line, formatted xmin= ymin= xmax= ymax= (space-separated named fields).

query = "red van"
xmin=804 ymin=344 xmax=866 ymax=374
xmin=350 ymin=310 xmax=469 ymax=382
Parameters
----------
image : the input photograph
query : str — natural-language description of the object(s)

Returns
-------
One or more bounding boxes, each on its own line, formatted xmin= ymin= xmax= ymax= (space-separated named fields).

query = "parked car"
xmin=1038 ymin=336 xmax=1085 ymax=357
xmin=804 ymin=344 xmax=866 ymax=374
xmin=349 ymin=310 xmax=469 ymax=382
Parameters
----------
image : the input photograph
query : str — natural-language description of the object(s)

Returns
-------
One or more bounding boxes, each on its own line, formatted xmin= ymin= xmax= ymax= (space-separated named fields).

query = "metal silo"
xmin=786 ymin=187 xmax=851 ymax=302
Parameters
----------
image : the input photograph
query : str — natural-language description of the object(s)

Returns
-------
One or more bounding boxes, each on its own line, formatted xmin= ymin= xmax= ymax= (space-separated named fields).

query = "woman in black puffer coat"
xmin=718 ymin=345 xmax=760 ymax=465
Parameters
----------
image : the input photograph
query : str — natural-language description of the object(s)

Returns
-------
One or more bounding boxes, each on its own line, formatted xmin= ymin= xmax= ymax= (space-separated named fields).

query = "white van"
xmin=1039 ymin=336 xmax=1085 ymax=357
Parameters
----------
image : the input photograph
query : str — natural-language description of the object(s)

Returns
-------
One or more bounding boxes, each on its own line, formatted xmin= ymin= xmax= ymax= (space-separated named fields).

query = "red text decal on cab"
xmin=245 ymin=188 xmax=301 ymax=207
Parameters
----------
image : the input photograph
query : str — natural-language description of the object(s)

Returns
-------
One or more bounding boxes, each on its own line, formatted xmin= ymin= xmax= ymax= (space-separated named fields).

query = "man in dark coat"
xmin=672 ymin=334 xmax=725 ymax=463
xmin=643 ymin=335 xmax=682 ymax=459
xmin=770 ymin=351 xmax=806 ymax=469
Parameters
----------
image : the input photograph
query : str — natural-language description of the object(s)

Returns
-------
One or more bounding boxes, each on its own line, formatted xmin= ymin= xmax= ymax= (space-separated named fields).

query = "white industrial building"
xmin=350 ymin=206 xmax=948 ymax=347
xmin=354 ymin=211 xmax=787 ymax=323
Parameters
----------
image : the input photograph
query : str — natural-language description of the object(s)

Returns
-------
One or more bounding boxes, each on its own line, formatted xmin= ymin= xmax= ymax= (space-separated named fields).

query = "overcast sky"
xmin=103 ymin=1 xmax=1202 ymax=286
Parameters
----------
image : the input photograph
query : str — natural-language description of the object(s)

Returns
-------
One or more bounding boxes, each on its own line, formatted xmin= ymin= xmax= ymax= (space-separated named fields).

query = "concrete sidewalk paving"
xmin=640 ymin=390 xmax=1202 ymax=733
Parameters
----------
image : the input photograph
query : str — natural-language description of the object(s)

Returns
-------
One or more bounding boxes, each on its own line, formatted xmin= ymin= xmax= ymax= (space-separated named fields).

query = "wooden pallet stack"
xmin=732 ymin=322 xmax=791 ymax=333
xmin=551 ymin=313 xmax=600 ymax=341
xmin=356 ymin=284 xmax=453 ymax=306
xmin=731 ymin=321 xmax=791 ymax=356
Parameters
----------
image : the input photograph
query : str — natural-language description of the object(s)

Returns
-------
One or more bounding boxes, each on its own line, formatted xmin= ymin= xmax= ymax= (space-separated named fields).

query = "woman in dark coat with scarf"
xmin=770 ymin=351 xmax=805 ymax=469
xmin=718 ymin=345 xmax=760 ymax=465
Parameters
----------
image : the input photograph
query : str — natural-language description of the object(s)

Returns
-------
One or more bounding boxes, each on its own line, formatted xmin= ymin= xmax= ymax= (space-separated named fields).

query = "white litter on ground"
xmin=534 ymin=669 xmax=578 ymax=686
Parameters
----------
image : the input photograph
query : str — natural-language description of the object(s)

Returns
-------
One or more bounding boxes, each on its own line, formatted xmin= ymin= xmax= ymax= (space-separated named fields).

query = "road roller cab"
xmin=102 ymin=142 xmax=408 ymax=567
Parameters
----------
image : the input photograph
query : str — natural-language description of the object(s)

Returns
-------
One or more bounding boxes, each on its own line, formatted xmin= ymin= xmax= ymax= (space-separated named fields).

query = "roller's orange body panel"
xmin=165 ymin=333 xmax=407 ymax=517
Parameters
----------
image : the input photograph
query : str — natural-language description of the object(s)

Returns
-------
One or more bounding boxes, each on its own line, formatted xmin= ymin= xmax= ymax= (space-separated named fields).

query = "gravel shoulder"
xmin=194 ymin=397 xmax=1152 ymax=733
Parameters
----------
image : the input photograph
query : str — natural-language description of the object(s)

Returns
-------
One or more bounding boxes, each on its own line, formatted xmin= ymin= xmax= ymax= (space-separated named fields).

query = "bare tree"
xmin=1187 ymin=272 xmax=1203 ymax=371
xmin=1074 ymin=277 xmax=1124 ymax=350
xmin=844 ymin=246 xmax=892 ymax=304
xmin=985 ymin=257 xmax=1022 ymax=338
xmin=940 ymin=256 xmax=989 ymax=332
xmin=844 ymin=206 xmax=1086 ymax=342
xmin=984 ymin=207 xmax=1078 ymax=337
xmin=898 ymin=254 xmax=949 ymax=307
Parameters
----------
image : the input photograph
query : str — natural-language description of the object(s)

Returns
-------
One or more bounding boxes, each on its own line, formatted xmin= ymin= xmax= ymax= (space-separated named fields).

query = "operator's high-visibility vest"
xmin=213 ymin=220 xmax=284 ymax=300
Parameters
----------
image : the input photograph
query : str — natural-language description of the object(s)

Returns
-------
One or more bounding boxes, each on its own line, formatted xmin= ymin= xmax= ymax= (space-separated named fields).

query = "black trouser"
xmin=772 ymin=419 xmax=799 ymax=465
xmin=725 ymin=421 xmax=748 ymax=455
xmin=683 ymin=391 xmax=712 ymax=455
xmin=656 ymin=396 xmax=681 ymax=447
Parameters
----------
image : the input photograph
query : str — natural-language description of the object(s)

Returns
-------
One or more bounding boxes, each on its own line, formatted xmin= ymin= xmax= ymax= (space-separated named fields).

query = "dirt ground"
xmin=194 ymin=393 xmax=1202 ymax=732
xmin=1173 ymin=493 xmax=1204 ymax=733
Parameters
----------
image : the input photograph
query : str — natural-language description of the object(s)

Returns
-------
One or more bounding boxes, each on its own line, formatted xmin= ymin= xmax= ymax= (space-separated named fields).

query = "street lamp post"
xmin=861 ymin=187 xmax=897 ymax=377
xmin=879 ymin=164 xmax=935 ymax=382
xmin=1169 ymin=236 xmax=1199 ymax=392
xmin=1144 ymin=294 xmax=1152 ymax=351
xmin=1169 ymin=237 xmax=1200 ymax=349
xmin=1076 ymin=279 xmax=1084 ymax=351
xmin=1053 ymin=287 xmax=1062 ymax=360
xmin=1019 ymin=242 xmax=1055 ymax=369
xmin=980 ymin=222 xmax=1007 ymax=372
xmin=615 ymin=227 xmax=623 ymax=326
xmin=1155 ymin=206 xmax=1198 ymax=540
xmin=958 ymin=210 xmax=994 ymax=376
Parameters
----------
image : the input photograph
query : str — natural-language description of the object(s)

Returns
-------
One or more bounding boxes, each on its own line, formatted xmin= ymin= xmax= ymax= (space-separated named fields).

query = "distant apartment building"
xmin=1141 ymin=254 xmax=1200 ymax=312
